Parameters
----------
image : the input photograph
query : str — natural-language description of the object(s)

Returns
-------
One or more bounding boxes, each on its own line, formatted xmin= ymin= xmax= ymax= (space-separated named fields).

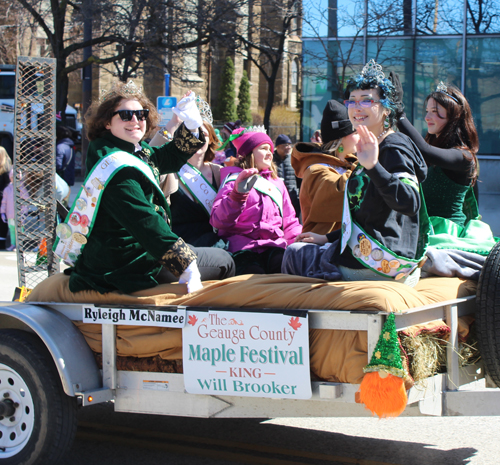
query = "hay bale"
xmin=400 ymin=329 xmax=481 ymax=384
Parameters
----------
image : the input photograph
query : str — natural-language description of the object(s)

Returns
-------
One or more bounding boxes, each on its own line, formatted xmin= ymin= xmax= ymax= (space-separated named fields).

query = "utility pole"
xmin=81 ymin=0 xmax=93 ymax=177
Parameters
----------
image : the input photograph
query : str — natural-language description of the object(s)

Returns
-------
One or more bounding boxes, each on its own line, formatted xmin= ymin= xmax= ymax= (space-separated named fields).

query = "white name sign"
xmin=82 ymin=305 xmax=186 ymax=328
xmin=182 ymin=310 xmax=311 ymax=399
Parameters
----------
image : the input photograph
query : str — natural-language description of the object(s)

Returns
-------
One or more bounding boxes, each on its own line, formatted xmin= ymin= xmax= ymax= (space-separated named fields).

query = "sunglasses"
xmin=344 ymin=99 xmax=381 ymax=108
xmin=112 ymin=109 xmax=149 ymax=121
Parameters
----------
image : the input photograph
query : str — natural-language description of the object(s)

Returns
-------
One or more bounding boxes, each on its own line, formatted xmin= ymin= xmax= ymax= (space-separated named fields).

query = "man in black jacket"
xmin=273 ymin=134 xmax=301 ymax=219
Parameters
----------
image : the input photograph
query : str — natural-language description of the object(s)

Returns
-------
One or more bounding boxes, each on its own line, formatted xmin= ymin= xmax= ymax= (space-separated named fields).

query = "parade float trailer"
xmin=2 ymin=56 xmax=500 ymax=465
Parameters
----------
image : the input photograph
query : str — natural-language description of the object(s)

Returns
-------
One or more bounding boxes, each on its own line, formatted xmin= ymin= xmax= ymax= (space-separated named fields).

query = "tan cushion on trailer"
xmin=27 ymin=273 xmax=476 ymax=384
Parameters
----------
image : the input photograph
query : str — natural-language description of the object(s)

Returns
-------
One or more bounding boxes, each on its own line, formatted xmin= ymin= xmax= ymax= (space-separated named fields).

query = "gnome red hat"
xmin=230 ymin=126 xmax=274 ymax=159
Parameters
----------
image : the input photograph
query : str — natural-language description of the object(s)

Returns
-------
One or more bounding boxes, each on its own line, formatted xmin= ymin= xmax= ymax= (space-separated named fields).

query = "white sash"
xmin=54 ymin=151 xmax=165 ymax=266
xmin=178 ymin=163 xmax=217 ymax=215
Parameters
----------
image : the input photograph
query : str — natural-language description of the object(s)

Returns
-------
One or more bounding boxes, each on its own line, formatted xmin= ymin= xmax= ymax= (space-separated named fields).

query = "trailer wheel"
xmin=0 ymin=329 xmax=77 ymax=465
xmin=476 ymin=241 xmax=500 ymax=388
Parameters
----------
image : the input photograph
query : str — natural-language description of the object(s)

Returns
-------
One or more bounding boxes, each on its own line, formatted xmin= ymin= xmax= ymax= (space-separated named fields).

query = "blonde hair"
xmin=235 ymin=153 xmax=277 ymax=179
xmin=0 ymin=147 xmax=12 ymax=176
xmin=322 ymin=139 xmax=342 ymax=155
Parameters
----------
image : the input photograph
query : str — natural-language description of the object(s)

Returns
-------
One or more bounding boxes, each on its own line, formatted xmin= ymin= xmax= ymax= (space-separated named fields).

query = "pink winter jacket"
xmin=210 ymin=166 xmax=302 ymax=253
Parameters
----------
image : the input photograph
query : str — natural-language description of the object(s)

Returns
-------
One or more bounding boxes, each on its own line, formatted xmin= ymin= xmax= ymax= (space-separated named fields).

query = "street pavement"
xmin=0 ymin=249 xmax=18 ymax=301
xmin=65 ymin=404 xmax=500 ymax=464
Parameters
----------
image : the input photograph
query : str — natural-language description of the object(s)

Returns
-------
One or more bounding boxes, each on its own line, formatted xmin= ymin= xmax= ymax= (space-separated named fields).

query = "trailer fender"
xmin=0 ymin=302 xmax=101 ymax=396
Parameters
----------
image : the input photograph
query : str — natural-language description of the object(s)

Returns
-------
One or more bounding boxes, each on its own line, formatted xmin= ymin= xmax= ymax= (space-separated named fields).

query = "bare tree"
xmin=225 ymin=0 xmax=302 ymax=131
xmin=101 ymin=0 xmax=244 ymax=81
xmin=14 ymin=0 xmax=242 ymax=116
xmin=0 ymin=2 xmax=43 ymax=62
xmin=467 ymin=0 xmax=500 ymax=33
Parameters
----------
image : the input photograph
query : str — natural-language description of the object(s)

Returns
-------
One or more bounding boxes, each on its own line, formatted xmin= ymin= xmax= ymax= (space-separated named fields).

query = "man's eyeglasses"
xmin=112 ymin=109 xmax=149 ymax=121
xmin=344 ymin=99 xmax=381 ymax=108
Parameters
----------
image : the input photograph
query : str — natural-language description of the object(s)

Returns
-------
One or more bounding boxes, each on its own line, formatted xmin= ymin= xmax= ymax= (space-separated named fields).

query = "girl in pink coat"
xmin=210 ymin=127 xmax=301 ymax=275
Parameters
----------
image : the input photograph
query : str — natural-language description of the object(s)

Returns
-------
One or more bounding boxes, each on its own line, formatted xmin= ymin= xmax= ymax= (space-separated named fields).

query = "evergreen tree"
xmin=214 ymin=57 xmax=237 ymax=122
xmin=237 ymin=70 xmax=252 ymax=124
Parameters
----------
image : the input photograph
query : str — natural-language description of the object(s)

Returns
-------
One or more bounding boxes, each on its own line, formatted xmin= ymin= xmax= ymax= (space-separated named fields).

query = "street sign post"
xmin=164 ymin=74 xmax=170 ymax=96
xmin=157 ymin=96 xmax=177 ymax=127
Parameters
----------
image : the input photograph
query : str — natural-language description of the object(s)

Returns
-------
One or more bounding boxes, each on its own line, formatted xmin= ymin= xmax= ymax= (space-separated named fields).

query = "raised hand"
xmin=172 ymin=91 xmax=202 ymax=130
xmin=234 ymin=168 xmax=259 ymax=193
xmin=355 ymin=125 xmax=379 ymax=170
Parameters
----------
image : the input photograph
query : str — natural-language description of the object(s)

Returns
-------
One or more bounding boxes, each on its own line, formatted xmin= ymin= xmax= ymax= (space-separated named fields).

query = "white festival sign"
xmin=182 ymin=310 xmax=311 ymax=399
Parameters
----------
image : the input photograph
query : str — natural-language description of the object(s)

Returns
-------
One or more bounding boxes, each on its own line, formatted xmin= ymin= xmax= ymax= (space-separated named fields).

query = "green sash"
xmin=340 ymin=166 xmax=430 ymax=280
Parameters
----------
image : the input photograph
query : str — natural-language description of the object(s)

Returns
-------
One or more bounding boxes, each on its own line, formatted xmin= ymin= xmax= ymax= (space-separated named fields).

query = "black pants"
xmin=233 ymin=247 xmax=285 ymax=275
xmin=157 ymin=245 xmax=235 ymax=283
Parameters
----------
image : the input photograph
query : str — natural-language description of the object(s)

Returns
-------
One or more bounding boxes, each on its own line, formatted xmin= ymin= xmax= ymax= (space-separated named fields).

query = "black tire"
xmin=476 ymin=241 xmax=500 ymax=387
xmin=0 ymin=329 xmax=77 ymax=465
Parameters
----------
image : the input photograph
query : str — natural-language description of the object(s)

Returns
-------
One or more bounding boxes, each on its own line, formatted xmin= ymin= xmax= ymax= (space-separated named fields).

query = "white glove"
xmin=172 ymin=93 xmax=203 ymax=131
xmin=178 ymin=259 xmax=203 ymax=293
xmin=1 ymin=213 xmax=6 ymax=223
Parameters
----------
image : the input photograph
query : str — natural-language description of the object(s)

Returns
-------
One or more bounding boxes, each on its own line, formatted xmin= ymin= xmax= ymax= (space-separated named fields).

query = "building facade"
xmin=0 ymin=1 xmax=302 ymax=128
xmin=302 ymin=0 xmax=500 ymax=164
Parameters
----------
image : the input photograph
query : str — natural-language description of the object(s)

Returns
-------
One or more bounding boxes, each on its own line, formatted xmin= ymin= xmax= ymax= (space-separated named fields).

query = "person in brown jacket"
xmin=291 ymin=100 xmax=359 ymax=235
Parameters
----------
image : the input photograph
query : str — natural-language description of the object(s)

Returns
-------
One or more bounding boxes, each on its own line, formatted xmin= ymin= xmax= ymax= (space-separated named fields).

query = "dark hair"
xmin=56 ymin=125 xmax=73 ymax=141
xmin=85 ymin=81 xmax=160 ymax=141
xmin=344 ymin=71 xmax=401 ymax=128
xmin=424 ymin=85 xmax=478 ymax=184
xmin=203 ymin=122 xmax=221 ymax=163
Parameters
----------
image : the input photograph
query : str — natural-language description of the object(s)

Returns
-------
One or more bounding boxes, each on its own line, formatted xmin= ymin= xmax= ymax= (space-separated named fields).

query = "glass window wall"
xmin=412 ymin=38 xmax=462 ymax=134
xmin=302 ymin=39 xmax=363 ymax=135
xmin=367 ymin=0 xmax=411 ymax=36
xmin=416 ymin=0 xmax=463 ymax=35
xmin=303 ymin=0 xmax=365 ymax=39
xmin=302 ymin=0 xmax=500 ymax=156
xmin=466 ymin=38 xmax=500 ymax=154
xmin=467 ymin=0 xmax=500 ymax=34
